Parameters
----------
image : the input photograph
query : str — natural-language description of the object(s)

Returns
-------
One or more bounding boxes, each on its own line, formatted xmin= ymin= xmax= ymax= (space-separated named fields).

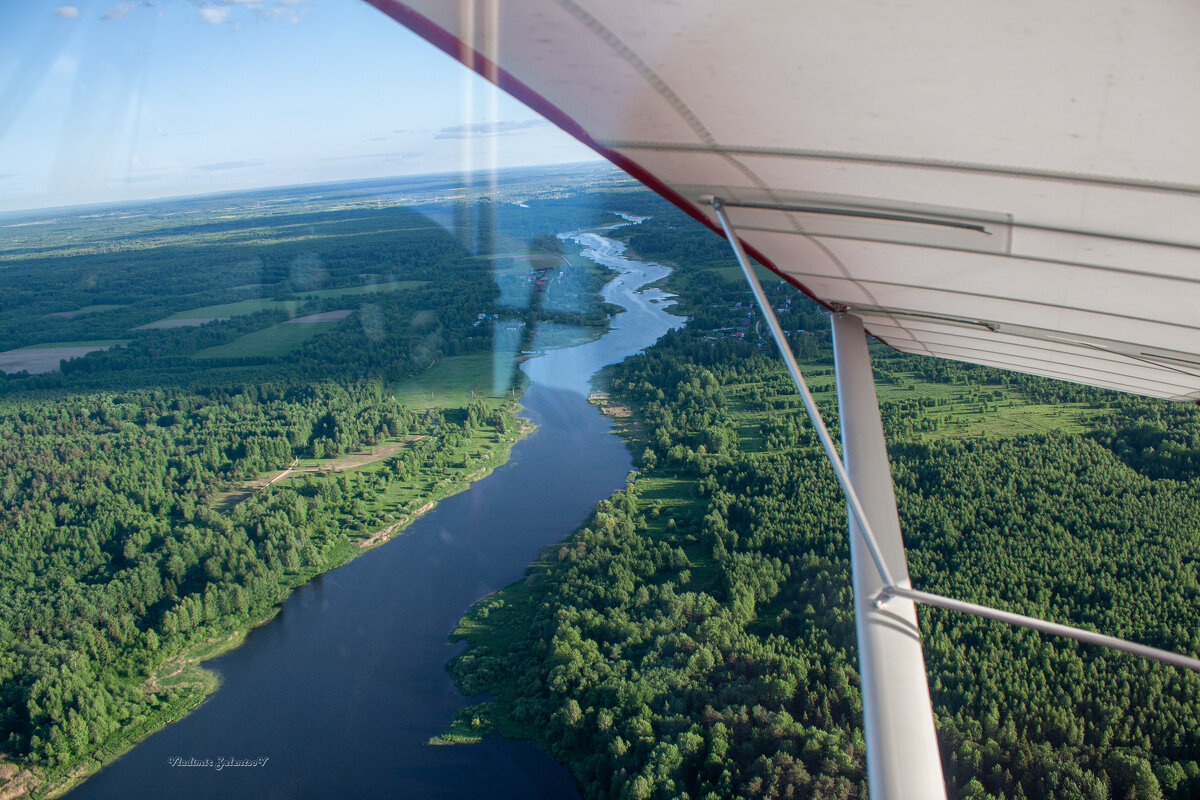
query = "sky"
xmin=0 ymin=0 xmax=600 ymax=212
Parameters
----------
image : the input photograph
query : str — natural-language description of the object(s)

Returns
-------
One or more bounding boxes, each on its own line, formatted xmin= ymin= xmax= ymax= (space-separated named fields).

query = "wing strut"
xmin=714 ymin=198 xmax=946 ymax=800
xmin=710 ymin=197 xmax=1200 ymax=798
xmin=710 ymin=199 xmax=897 ymax=589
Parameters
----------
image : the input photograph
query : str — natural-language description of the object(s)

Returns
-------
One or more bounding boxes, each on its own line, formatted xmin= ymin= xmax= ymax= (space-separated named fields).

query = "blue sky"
xmin=0 ymin=0 xmax=599 ymax=212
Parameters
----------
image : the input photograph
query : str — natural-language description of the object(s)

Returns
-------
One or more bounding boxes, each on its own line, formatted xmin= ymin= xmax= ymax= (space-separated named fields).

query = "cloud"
xmin=317 ymin=151 xmax=422 ymax=163
xmin=198 ymin=5 xmax=231 ymax=24
xmin=154 ymin=125 xmax=200 ymax=138
xmin=435 ymin=119 xmax=549 ymax=139
xmin=102 ymin=2 xmax=134 ymax=20
xmin=192 ymin=0 xmax=307 ymax=26
xmin=196 ymin=159 xmax=266 ymax=172
xmin=54 ymin=6 xmax=80 ymax=18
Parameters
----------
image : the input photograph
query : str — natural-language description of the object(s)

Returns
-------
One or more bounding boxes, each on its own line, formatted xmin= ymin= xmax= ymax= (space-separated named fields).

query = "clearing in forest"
xmin=162 ymin=298 xmax=301 ymax=320
xmin=285 ymin=309 xmax=354 ymax=324
xmin=0 ymin=341 xmax=127 ymax=374
xmin=192 ymin=311 xmax=352 ymax=359
xmin=297 ymin=280 xmax=428 ymax=299
xmin=138 ymin=299 xmax=304 ymax=330
xmin=47 ymin=304 xmax=128 ymax=319
xmin=392 ymin=352 xmax=521 ymax=409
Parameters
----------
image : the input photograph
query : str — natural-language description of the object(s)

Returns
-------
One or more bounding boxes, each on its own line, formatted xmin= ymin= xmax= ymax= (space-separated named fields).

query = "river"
xmin=66 ymin=221 xmax=683 ymax=799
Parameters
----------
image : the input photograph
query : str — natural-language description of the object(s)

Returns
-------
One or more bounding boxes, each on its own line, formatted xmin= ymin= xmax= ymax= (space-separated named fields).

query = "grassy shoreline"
xmin=426 ymin=386 xmax=642 ymax=750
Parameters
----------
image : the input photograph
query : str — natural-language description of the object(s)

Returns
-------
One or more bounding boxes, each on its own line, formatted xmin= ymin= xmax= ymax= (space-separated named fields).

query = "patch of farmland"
xmin=0 ymin=341 xmax=125 ymax=374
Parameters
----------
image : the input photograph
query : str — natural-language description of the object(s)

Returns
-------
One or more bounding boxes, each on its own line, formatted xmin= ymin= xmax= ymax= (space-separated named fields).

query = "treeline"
xmin=447 ymin=244 xmax=1200 ymax=800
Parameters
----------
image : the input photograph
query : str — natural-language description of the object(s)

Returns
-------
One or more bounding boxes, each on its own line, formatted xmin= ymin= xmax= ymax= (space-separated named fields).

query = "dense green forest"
xmin=445 ymin=210 xmax=1200 ymax=800
xmin=0 ymin=169 xmax=656 ymax=796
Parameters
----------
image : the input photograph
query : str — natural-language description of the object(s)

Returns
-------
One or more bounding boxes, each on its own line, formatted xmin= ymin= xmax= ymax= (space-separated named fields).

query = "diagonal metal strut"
xmin=711 ymin=197 xmax=897 ymax=588
xmin=884 ymin=585 xmax=1200 ymax=672
xmin=709 ymin=196 xmax=1200 ymax=674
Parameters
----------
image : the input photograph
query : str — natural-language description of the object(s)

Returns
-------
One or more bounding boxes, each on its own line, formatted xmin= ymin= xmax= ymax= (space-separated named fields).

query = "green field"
xmin=297 ymin=280 xmax=428 ymax=299
xmin=702 ymin=261 xmax=778 ymax=285
xmin=479 ymin=250 xmax=568 ymax=273
xmin=192 ymin=321 xmax=329 ymax=359
xmin=746 ymin=355 xmax=1104 ymax=443
xmin=440 ymin=305 xmax=1200 ymax=800
xmin=25 ymin=339 xmax=130 ymax=349
xmin=166 ymin=299 xmax=301 ymax=320
xmin=50 ymin=304 xmax=128 ymax=317
xmin=529 ymin=321 xmax=601 ymax=351
xmin=392 ymin=352 xmax=523 ymax=409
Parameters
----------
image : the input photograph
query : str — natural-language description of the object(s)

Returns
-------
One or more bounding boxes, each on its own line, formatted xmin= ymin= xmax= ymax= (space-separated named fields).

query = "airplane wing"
xmin=367 ymin=0 xmax=1200 ymax=402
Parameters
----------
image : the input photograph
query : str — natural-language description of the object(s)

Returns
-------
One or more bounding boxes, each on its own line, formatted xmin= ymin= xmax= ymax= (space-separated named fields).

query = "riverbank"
xmin=35 ymin=627 xmax=263 ymax=799
xmin=9 ymin=398 xmax=534 ymax=800
xmin=429 ymin=393 xmax=649 ymax=752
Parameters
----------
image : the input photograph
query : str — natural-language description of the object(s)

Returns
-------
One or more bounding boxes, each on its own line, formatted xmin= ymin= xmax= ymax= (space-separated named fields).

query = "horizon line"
xmin=0 ymin=159 xmax=615 ymax=219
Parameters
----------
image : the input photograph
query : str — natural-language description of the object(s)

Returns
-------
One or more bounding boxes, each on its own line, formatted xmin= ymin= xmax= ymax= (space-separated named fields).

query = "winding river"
xmin=67 ymin=221 xmax=683 ymax=799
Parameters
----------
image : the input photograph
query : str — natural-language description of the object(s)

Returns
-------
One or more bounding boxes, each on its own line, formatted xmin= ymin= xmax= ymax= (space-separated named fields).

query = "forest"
xmin=0 ymin=168 xmax=651 ymax=796
xmin=444 ymin=209 xmax=1200 ymax=800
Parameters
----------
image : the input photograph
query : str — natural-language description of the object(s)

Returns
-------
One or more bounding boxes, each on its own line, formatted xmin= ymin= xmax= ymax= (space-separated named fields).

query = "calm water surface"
xmin=68 ymin=224 xmax=682 ymax=799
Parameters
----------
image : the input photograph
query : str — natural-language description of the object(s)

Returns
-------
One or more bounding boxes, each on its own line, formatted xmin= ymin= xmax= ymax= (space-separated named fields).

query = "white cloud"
xmin=266 ymin=4 xmax=307 ymax=24
xmin=196 ymin=159 xmax=266 ymax=172
xmin=435 ymin=120 xmax=549 ymax=139
xmin=198 ymin=5 xmax=231 ymax=24
xmin=193 ymin=1 xmax=307 ymax=27
xmin=101 ymin=2 xmax=134 ymax=20
xmin=54 ymin=6 xmax=80 ymax=18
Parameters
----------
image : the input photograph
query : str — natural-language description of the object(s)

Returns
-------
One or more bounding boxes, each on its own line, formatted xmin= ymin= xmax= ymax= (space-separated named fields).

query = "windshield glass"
xmin=2 ymin=4 xmax=1199 ymax=800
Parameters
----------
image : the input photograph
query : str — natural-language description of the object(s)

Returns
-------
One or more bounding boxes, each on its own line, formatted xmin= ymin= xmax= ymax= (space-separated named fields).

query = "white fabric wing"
xmin=370 ymin=0 xmax=1200 ymax=401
